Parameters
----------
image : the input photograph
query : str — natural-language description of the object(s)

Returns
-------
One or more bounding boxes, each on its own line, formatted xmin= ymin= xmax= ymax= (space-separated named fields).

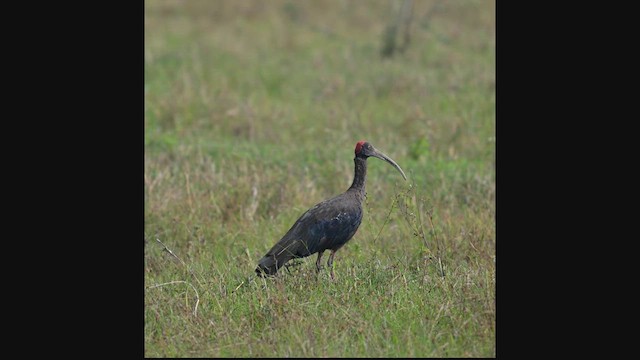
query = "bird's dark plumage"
xmin=256 ymin=141 xmax=406 ymax=278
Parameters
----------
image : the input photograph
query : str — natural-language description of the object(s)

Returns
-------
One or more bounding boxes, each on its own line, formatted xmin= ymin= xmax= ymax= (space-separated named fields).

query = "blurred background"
xmin=145 ymin=0 xmax=495 ymax=356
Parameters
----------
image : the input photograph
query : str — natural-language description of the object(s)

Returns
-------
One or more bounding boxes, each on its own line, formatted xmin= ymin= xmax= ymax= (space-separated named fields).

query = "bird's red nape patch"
xmin=355 ymin=140 xmax=366 ymax=154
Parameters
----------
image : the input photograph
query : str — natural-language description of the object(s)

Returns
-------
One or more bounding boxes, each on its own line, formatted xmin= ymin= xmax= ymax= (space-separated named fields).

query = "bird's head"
xmin=355 ymin=140 xmax=407 ymax=180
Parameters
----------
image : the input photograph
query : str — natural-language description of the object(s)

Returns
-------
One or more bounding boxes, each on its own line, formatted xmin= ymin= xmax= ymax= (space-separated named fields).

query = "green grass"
xmin=145 ymin=0 xmax=495 ymax=357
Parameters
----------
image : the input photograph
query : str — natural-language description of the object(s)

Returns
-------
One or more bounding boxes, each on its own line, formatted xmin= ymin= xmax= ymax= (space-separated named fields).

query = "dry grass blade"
xmin=156 ymin=238 xmax=186 ymax=266
xmin=146 ymin=280 xmax=200 ymax=317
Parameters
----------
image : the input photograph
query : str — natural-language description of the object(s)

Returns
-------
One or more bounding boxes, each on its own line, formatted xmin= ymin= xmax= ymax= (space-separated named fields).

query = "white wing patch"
xmin=332 ymin=212 xmax=346 ymax=221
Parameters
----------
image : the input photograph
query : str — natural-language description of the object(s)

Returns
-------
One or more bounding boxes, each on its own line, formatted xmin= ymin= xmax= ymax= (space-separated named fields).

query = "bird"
xmin=255 ymin=140 xmax=407 ymax=279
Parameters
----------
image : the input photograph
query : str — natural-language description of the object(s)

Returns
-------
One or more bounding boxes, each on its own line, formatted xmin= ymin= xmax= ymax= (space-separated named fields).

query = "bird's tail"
xmin=255 ymin=252 xmax=292 ymax=277
xmin=256 ymin=239 xmax=304 ymax=277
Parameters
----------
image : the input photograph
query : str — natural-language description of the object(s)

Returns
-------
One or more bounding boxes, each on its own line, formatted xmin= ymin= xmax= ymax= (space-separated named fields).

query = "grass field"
xmin=144 ymin=0 xmax=495 ymax=357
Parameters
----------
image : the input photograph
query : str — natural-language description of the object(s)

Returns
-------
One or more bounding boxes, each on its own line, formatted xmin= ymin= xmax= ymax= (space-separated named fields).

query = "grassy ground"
xmin=144 ymin=0 xmax=495 ymax=357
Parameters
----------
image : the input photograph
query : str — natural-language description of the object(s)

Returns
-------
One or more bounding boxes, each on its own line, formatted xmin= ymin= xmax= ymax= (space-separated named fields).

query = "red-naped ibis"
xmin=256 ymin=140 xmax=407 ymax=279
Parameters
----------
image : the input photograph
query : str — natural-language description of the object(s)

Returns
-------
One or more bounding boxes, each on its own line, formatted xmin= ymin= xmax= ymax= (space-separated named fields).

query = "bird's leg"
xmin=316 ymin=251 xmax=325 ymax=272
xmin=327 ymin=249 xmax=337 ymax=280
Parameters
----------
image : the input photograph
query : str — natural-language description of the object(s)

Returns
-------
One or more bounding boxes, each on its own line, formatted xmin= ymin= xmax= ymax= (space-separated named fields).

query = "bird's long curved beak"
xmin=371 ymin=147 xmax=407 ymax=181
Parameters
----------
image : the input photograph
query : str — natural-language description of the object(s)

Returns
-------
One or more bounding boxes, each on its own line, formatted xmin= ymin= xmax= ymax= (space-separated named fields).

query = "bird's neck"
xmin=348 ymin=156 xmax=367 ymax=198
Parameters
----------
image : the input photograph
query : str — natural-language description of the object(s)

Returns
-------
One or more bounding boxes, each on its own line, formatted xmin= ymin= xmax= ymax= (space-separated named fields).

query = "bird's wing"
xmin=266 ymin=195 xmax=362 ymax=258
